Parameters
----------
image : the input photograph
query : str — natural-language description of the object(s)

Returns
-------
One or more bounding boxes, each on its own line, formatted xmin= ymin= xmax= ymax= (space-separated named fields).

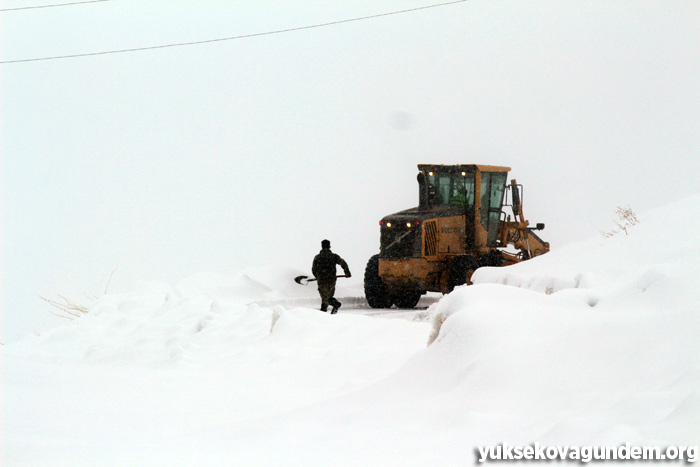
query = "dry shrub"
xmin=40 ymin=267 xmax=117 ymax=320
xmin=40 ymin=295 xmax=90 ymax=320
xmin=601 ymin=205 xmax=640 ymax=238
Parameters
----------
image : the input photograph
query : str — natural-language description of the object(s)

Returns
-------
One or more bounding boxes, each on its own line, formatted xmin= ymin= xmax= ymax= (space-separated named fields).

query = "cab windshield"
xmin=427 ymin=170 xmax=475 ymax=207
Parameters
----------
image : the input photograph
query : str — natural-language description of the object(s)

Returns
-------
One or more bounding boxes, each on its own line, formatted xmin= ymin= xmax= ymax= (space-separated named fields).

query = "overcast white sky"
xmin=2 ymin=0 xmax=700 ymax=342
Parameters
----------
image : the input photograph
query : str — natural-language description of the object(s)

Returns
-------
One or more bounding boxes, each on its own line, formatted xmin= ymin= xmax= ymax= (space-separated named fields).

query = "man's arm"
xmin=336 ymin=255 xmax=351 ymax=277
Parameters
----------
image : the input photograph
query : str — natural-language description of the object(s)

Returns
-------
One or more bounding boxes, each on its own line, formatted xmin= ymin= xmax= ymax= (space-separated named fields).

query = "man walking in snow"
xmin=312 ymin=239 xmax=351 ymax=314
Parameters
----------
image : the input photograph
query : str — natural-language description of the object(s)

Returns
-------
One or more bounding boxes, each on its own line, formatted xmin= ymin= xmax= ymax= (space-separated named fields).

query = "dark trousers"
xmin=318 ymin=281 xmax=339 ymax=311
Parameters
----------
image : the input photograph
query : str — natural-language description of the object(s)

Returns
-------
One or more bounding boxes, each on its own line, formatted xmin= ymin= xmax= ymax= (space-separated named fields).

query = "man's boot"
xmin=330 ymin=298 xmax=341 ymax=314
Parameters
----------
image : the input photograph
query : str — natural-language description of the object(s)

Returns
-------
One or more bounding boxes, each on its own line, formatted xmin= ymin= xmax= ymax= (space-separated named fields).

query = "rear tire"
xmin=447 ymin=255 xmax=479 ymax=292
xmin=364 ymin=255 xmax=393 ymax=308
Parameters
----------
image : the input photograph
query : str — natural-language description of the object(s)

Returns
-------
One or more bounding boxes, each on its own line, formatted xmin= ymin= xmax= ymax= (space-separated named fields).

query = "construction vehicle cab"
xmin=364 ymin=164 xmax=549 ymax=308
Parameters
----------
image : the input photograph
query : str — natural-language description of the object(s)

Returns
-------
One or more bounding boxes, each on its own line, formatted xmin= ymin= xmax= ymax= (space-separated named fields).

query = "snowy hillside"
xmin=3 ymin=195 xmax=700 ymax=466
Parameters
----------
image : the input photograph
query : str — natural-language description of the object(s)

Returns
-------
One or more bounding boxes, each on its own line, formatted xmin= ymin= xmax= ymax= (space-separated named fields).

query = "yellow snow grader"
xmin=364 ymin=164 xmax=549 ymax=308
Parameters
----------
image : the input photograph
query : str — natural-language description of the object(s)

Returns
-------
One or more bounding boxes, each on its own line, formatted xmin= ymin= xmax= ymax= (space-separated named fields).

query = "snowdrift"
xmin=422 ymin=194 xmax=700 ymax=445
xmin=3 ymin=195 xmax=700 ymax=465
xmin=416 ymin=196 xmax=700 ymax=445
xmin=3 ymin=266 xmax=430 ymax=466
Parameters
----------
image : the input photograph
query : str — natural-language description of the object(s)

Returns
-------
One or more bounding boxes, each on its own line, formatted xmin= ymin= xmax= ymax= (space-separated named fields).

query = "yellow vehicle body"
xmin=364 ymin=164 xmax=549 ymax=307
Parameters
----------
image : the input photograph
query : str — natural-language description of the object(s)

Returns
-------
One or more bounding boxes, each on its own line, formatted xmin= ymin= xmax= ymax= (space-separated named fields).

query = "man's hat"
xmin=321 ymin=239 xmax=331 ymax=249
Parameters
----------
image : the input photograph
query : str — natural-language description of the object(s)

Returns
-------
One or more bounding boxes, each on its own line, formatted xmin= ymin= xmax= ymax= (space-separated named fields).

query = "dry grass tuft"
xmin=39 ymin=295 xmax=90 ymax=320
xmin=40 ymin=266 xmax=118 ymax=320
xmin=601 ymin=205 xmax=640 ymax=238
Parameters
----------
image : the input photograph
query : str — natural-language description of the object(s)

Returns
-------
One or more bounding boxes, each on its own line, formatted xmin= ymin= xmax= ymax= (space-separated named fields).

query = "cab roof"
xmin=418 ymin=164 xmax=511 ymax=173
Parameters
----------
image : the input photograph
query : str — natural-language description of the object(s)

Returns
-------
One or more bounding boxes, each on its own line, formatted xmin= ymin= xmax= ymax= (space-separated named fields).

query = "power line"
xmin=0 ymin=0 xmax=110 ymax=12
xmin=0 ymin=0 xmax=467 ymax=64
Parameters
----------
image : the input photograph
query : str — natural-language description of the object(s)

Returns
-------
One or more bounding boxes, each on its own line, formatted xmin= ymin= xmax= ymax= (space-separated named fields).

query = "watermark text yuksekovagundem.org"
xmin=476 ymin=443 xmax=698 ymax=463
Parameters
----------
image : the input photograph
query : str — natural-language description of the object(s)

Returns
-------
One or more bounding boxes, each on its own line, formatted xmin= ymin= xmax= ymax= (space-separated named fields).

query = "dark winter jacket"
xmin=312 ymin=249 xmax=350 ymax=284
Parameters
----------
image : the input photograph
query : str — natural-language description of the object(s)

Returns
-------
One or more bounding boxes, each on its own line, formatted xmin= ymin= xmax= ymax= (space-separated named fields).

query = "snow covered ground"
xmin=3 ymin=195 xmax=700 ymax=466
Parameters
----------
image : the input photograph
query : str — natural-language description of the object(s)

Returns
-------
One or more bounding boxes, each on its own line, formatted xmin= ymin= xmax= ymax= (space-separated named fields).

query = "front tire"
xmin=364 ymin=255 xmax=393 ymax=308
xmin=447 ymin=255 xmax=479 ymax=292
xmin=392 ymin=290 xmax=422 ymax=309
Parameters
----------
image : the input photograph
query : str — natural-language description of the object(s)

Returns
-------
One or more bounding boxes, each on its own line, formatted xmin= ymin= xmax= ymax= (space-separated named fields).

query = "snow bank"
xmin=3 ymin=268 xmax=429 ymax=465
xmin=424 ymin=284 xmax=699 ymax=444
xmin=423 ymin=193 xmax=700 ymax=445
xmin=7 ymin=265 xmax=364 ymax=362
xmin=5 ymin=264 xmax=402 ymax=368
xmin=176 ymin=265 xmax=359 ymax=301
xmin=473 ymin=194 xmax=700 ymax=296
